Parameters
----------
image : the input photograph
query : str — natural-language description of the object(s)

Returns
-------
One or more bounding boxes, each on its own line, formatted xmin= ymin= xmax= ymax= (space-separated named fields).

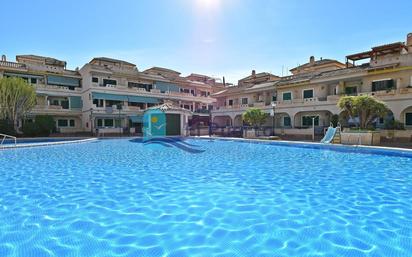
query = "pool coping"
xmin=191 ymin=136 xmax=412 ymax=157
xmin=0 ymin=138 xmax=98 ymax=150
xmin=2 ymin=136 xmax=412 ymax=157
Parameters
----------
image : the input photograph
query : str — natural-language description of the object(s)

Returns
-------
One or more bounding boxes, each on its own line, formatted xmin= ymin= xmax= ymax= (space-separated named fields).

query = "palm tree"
xmin=338 ymin=95 xmax=389 ymax=129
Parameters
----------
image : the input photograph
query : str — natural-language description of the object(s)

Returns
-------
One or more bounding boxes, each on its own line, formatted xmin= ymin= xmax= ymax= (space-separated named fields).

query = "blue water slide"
xmin=320 ymin=126 xmax=337 ymax=144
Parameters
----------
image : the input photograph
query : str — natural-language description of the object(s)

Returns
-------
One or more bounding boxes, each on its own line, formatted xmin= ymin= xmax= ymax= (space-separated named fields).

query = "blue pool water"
xmin=0 ymin=138 xmax=411 ymax=257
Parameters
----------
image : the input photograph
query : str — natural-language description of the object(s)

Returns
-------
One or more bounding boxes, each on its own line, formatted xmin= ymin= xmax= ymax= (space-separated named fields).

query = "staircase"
xmin=332 ymin=124 xmax=342 ymax=144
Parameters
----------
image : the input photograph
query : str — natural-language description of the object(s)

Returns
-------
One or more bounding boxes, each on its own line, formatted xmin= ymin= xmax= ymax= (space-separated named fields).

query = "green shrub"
xmin=0 ymin=119 xmax=17 ymax=136
xmin=22 ymin=115 xmax=55 ymax=136
xmin=384 ymin=119 xmax=405 ymax=130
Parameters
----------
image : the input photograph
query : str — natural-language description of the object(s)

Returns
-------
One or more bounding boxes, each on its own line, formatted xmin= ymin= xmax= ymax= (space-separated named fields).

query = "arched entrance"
xmin=213 ymin=116 xmax=232 ymax=127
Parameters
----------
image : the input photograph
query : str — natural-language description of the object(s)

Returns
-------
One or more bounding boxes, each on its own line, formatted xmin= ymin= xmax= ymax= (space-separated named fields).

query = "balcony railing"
xmin=35 ymin=84 xmax=82 ymax=92
xmin=194 ymin=109 xmax=210 ymax=114
xmin=32 ymin=105 xmax=81 ymax=112
xmin=0 ymin=61 xmax=26 ymax=69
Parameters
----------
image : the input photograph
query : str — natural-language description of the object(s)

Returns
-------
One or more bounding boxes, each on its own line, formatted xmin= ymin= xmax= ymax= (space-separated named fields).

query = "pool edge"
xmin=0 ymin=138 xmax=98 ymax=150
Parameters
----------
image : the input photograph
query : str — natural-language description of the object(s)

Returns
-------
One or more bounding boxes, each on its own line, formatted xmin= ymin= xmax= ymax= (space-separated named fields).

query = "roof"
xmin=245 ymin=81 xmax=277 ymax=92
xmin=315 ymin=64 xmax=369 ymax=80
xmin=239 ymin=72 xmax=277 ymax=82
xmin=290 ymin=59 xmax=343 ymax=72
xmin=346 ymin=42 xmax=406 ymax=61
xmin=16 ymin=55 xmax=66 ymax=66
xmin=90 ymin=57 xmax=136 ymax=67
xmin=277 ymin=72 xmax=318 ymax=86
xmin=144 ymin=67 xmax=181 ymax=76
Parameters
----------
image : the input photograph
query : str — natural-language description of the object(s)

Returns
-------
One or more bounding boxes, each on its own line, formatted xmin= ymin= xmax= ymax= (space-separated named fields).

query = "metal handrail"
xmin=0 ymin=133 xmax=17 ymax=146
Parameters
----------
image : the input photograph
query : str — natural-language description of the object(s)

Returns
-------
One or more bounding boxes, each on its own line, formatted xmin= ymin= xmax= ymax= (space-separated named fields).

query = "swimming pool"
xmin=0 ymin=138 xmax=411 ymax=256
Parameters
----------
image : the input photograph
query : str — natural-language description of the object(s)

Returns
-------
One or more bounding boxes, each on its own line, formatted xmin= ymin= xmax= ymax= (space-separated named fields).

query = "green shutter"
xmin=406 ymin=113 xmax=412 ymax=126
xmin=303 ymin=90 xmax=313 ymax=99
xmin=283 ymin=92 xmax=291 ymax=101
xmin=47 ymin=75 xmax=80 ymax=87
xmin=92 ymin=92 xmax=128 ymax=101
xmin=127 ymin=95 xmax=159 ymax=104
xmin=284 ymin=117 xmax=291 ymax=127
xmin=155 ymin=81 xmax=180 ymax=92
xmin=69 ymin=96 xmax=82 ymax=109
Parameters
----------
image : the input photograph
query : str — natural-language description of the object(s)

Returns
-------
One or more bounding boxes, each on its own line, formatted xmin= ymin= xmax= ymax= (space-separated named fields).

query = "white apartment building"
xmin=0 ymin=55 xmax=220 ymax=136
xmin=212 ymin=33 xmax=412 ymax=137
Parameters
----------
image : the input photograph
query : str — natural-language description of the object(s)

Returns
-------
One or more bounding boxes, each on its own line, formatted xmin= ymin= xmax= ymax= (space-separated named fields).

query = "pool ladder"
xmin=0 ymin=133 xmax=17 ymax=146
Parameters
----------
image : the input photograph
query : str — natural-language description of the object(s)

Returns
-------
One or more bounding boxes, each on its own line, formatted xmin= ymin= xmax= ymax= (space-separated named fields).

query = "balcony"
xmin=31 ymin=104 xmax=81 ymax=114
xmin=0 ymin=61 xmax=26 ymax=70
xmin=194 ymin=109 xmax=210 ymax=114
xmin=35 ymin=84 xmax=82 ymax=92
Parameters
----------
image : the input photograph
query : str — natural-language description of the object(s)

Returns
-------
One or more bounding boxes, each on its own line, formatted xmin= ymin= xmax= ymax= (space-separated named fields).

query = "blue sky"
xmin=1 ymin=0 xmax=411 ymax=83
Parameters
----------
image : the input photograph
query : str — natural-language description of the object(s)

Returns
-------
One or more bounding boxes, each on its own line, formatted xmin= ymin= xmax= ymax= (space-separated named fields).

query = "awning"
xmin=4 ymin=72 xmax=44 ymax=79
xmin=155 ymin=81 xmax=180 ymax=92
xmin=127 ymin=95 xmax=159 ymax=104
xmin=47 ymin=75 xmax=80 ymax=87
xmin=129 ymin=115 xmax=143 ymax=123
xmin=92 ymin=92 xmax=128 ymax=101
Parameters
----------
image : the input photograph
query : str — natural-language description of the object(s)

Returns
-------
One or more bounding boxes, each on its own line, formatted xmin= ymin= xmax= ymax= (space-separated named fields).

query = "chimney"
xmin=223 ymin=76 xmax=226 ymax=87
xmin=309 ymin=56 xmax=315 ymax=65
xmin=407 ymin=33 xmax=412 ymax=49
xmin=1 ymin=55 xmax=6 ymax=62
xmin=252 ymin=70 xmax=256 ymax=78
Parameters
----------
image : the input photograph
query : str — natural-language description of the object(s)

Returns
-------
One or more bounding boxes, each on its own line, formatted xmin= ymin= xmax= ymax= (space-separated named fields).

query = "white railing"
xmin=0 ymin=133 xmax=17 ymax=146
xmin=0 ymin=61 xmax=26 ymax=69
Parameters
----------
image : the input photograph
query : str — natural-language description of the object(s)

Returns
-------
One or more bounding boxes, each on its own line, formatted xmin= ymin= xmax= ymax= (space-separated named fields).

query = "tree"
xmin=242 ymin=108 xmax=267 ymax=128
xmin=0 ymin=77 xmax=36 ymax=131
xmin=337 ymin=95 xmax=389 ymax=129
xmin=22 ymin=115 xmax=55 ymax=137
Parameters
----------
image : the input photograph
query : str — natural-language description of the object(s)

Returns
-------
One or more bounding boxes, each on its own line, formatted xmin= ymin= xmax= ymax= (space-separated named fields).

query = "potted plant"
xmin=338 ymin=95 xmax=389 ymax=145
xmin=242 ymin=108 xmax=267 ymax=138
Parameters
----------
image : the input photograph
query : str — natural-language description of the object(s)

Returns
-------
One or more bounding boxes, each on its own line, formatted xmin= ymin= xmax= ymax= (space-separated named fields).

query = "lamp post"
xmin=271 ymin=102 xmax=277 ymax=136
xmin=89 ymin=108 xmax=94 ymax=136
xmin=117 ymin=104 xmax=122 ymax=136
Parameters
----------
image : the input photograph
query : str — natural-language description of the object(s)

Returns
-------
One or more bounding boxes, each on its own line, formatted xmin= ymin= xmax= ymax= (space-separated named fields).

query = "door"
xmin=166 ymin=114 xmax=181 ymax=136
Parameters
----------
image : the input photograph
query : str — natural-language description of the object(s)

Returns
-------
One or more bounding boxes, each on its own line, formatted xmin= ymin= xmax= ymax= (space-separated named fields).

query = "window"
xmin=128 ymin=82 xmax=152 ymax=91
xmin=345 ymin=86 xmax=357 ymax=95
xmin=57 ymin=119 xmax=68 ymax=127
xmin=93 ymin=99 xmax=104 ymax=107
xmin=104 ymin=119 xmax=114 ymax=127
xmin=103 ymin=79 xmax=117 ymax=86
xmin=228 ymin=99 xmax=234 ymax=106
xmin=283 ymin=92 xmax=292 ymax=101
xmin=92 ymin=77 xmax=98 ymax=83
xmin=372 ymin=79 xmax=395 ymax=91
xmin=57 ymin=119 xmax=75 ymax=127
xmin=50 ymin=98 xmax=69 ymax=109
xmin=30 ymin=78 xmax=37 ymax=84
xmin=272 ymin=95 xmax=277 ymax=102
xmin=97 ymin=119 xmax=103 ymax=127
xmin=406 ymin=113 xmax=412 ymax=126
xmin=302 ymin=116 xmax=319 ymax=127
xmin=283 ymin=116 xmax=291 ymax=127
xmin=303 ymin=89 xmax=314 ymax=99
xmin=241 ymin=98 xmax=248 ymax=105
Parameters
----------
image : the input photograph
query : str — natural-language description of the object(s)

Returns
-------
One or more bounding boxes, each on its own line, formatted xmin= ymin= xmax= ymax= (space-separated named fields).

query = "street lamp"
xmin=89 ymin=108 xmax=94 ymax=136
xmin=271 ymin=102 xmax=276 ymax=136
xmin=117 ymin=104 xmax=122 ymax=136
